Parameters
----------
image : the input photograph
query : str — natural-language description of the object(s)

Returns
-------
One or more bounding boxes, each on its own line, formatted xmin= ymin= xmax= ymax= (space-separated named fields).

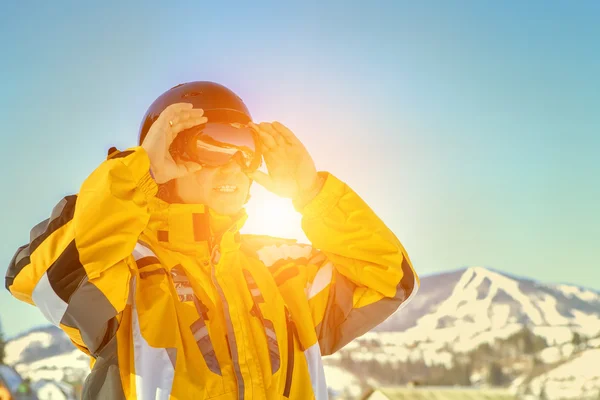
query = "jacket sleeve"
xmin=255 ymin=172 xmax=419 ymax=356
xmin=5 ymin=146 xmax=157 ymax=356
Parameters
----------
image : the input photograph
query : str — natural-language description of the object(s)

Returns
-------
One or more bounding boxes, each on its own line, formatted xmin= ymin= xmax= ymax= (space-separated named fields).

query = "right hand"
xmin=141 ymin=103 xmax=208 ymax=184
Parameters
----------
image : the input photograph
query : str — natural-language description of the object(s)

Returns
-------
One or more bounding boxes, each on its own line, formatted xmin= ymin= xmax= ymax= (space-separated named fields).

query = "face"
xmin=174 ymin=159 xmax=252 ymax=215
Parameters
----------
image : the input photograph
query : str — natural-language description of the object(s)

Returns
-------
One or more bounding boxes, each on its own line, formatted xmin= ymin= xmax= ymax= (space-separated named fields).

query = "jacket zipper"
xmin=210 ymin=245 xmax=244 ymax=399
xmin=283 ymin=309 xmax=295 ymax=398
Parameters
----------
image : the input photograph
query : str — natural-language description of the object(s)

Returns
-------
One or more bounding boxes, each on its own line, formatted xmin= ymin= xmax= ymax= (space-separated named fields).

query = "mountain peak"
xmin=376 ymin=266 xmax=600 ymax=350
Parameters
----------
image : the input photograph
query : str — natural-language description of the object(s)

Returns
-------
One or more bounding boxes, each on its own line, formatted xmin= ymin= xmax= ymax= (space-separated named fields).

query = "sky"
xmin=0 ymin=0 xmax=598 ymax=338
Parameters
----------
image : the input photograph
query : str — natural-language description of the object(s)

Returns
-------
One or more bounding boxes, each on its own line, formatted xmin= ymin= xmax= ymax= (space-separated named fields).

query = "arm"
xmin=5 ymin=147 xmax=157 ymax=356
xmin=246 ymin=121 xmax=419 ymax=355
xmin=251 ymin=172 xmax=418 ymax=355
xmin=6 ymin=103 xmax=205 ymax=356
xmin=296 ymin=172 xmax=419 ymax=355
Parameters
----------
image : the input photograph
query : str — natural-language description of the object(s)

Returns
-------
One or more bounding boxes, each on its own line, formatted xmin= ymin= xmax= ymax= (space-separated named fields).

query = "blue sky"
xmin=0 ymin=1 xmax=599 ymax=338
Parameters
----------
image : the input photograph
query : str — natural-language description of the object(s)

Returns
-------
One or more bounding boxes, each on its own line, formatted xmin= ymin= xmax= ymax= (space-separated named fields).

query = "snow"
xmin=555 ymin=284 xmax=600 ymax=303
xmin=382 ymin=266 xmax=600 ymax=356
xmin=15 ymin=349 xmax=90 ymax=382
xmin=464 ymin=267 xmax=545 ymax=325
xmin=365 ymin=392 xmax=389 ymax=400
xmin=5 ymin=331 xmax=54 ymax=365
xmin=569 ymin=310 xmax=600 ymax=337
xmin=531 ymin=326 xmax=577 ymax=346
xmin=539 ymin=347 xmax=562 ymax=364
xmin=33 ymin=380 xmax=77 ymax=400
xmin=536 ymin=293 xmax=572 ymax=326
xmin=537 ymin=343 xmax=584 ymax=364
xmin=529 ymin=349 xmax=600 ymax=399
xmin=323 ymin=365 xmax=363 ymax=398
xmin=560 ymin=343 xmax=576 ymax=358
xmin=490 ymin=304 xmax=511 ymax=329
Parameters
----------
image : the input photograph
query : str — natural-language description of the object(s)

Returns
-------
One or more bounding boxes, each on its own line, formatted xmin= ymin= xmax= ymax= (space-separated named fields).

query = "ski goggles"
xmin=171 ymin=123 xmax=262 ymax=171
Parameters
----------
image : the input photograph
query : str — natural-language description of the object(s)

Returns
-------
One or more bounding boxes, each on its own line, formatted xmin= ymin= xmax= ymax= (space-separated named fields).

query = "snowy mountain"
xmin=375 ymin=266 xmax=600 ymax=351
xmin=5 ymin=326 xmax=69 ymax=365
xmin=324 ymin=266 xmax=600 ymax=399
xmin=5 ymin=326 xmax=90 ymax=384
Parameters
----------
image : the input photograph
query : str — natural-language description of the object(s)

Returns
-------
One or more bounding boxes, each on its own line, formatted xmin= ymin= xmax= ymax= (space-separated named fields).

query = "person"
xmin=5 ymin=81 xmax=419 ymax=400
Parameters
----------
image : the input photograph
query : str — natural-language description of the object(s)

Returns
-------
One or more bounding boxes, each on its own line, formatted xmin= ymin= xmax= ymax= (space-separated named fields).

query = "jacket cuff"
xmin=113 ymin=146 xmax=158 ymax=199
xmin=293 ymin=172 xmax=346 ymax=218
xmin=137 ymin=171 xmax=158 ymax=199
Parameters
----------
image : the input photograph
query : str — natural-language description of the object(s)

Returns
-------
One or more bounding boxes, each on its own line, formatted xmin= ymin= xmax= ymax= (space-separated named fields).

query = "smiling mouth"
xmin=213 ymin=185 xmax=238 ymax=193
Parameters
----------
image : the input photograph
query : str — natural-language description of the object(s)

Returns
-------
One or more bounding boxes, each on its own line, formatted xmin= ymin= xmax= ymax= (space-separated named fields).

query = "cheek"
xmin=195 ymin=172 xmax=214 ymax=191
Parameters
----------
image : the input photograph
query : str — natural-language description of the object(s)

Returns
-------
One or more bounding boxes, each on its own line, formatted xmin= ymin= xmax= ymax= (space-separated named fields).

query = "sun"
xmin=243 ymin=185 xmax=308 ymax=243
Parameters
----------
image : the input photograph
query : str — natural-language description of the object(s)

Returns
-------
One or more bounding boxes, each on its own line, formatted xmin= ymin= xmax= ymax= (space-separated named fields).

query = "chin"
xmin=216 ymin=206 xmax=244 ymax=216
xmin=207 ymin=189 xmax=248 ymax=216
xmin=210 ymin=202 xmax=244 ymax=216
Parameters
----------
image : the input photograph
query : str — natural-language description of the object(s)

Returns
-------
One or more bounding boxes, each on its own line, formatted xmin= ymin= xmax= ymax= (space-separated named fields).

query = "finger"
xmin=261 ymin=147 xmax=277 ymax=164
xmin=162 ymin=103 xmax=193 ymax=120
xmin=255 ymin=128 xmax=278 ymax=150
xmin=273 ymin=131 xmax=287 ymax=147
xmin=177 ymin=117 xmax=208 ymax=132
xmin=261 ymin=151 xmax=279 ymax=169
xmin=248 ymin=122 xmax=261 ymax=135
xmin=171 ymin=108 xmax=206 ymax=128
xmin=257 ymin=122 xmax=279 ymax=138
xmin=272 ymin=121 xmax=301 ymax=146
xmin=246 ymin=170 xmax=276 ymax=192
xmin=164 ymin=102 xmax=194 ymax=112
xmin=258 ymin=122 xmax=287 ymax=148
xmin=179 ymin=108 xmax=206 ymax=121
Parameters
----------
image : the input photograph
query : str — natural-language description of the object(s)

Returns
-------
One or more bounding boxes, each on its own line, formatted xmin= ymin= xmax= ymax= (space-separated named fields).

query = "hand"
xmin=247 ymin=121 xmax=320 ymax=200
xmin=141 ymin=103 xmax=207 ymax=184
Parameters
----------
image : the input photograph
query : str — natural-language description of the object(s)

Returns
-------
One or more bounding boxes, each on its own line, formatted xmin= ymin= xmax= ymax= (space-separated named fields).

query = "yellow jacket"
xmin=6 ymin=147 xmax=419 ymax=400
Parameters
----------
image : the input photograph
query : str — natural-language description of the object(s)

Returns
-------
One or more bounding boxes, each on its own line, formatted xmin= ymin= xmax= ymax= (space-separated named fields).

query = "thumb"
xmin=247 ymin=170 xmax=276 ymax=192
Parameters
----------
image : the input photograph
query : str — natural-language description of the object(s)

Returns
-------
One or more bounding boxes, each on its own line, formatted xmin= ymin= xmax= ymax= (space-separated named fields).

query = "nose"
xmin=219 ymin=158 xmax=242 ymax=174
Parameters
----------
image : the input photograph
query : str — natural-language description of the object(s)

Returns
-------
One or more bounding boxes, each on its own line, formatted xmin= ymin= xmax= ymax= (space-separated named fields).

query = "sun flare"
xmin=243 ymin=185 xmax=308 ymax=243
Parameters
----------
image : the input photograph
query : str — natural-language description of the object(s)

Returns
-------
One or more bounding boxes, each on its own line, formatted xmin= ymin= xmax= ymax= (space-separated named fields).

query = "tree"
xmin=487 ymin=362 xmax=505 ymax=386
xmin=521 ymin=328 xmax=535 ymax=354
xmin=0 ymin=327 xmax=6 ymax=364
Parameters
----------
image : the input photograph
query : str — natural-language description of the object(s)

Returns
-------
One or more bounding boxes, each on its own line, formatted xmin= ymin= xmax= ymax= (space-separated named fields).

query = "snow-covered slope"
xmin=377 ymin=266 xmax=600 ymax=351
xmin=14 ymin=349 xmax=90 ymax=383
xmin=5 ymin=325 xmax=90 ymax=382
xmin=5 ymin=330 xmax=55 ymax=365
xmin=520 ymin=348 xmax=600 ymax=399
xmin=5 ymin=325 xmax=75 ymax=366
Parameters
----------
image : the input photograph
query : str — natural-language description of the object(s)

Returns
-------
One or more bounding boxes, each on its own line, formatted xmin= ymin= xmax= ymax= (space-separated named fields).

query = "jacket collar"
xmin=144 ymin=196 xmax=248 ymax=256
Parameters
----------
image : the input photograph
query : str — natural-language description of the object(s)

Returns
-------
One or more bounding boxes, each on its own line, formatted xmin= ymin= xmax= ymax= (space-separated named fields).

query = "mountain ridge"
xmin=420 ymin=266 xmax=600 ymax=294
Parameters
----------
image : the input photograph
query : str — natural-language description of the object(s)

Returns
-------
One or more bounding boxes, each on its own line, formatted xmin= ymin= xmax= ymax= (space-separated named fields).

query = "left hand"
xmin=247 ymin=121 xmax=320 ymax=200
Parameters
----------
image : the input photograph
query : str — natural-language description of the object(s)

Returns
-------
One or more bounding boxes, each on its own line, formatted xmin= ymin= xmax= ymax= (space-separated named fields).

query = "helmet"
xmin=138 ymin=81 xmax=252 ymax=145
